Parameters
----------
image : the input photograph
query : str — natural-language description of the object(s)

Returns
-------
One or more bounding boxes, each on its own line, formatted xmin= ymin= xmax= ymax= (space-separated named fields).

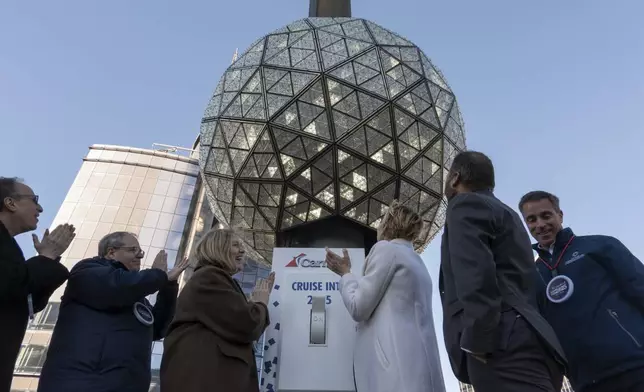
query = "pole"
xmin=309 ymin=0 xmax=351 ymax=17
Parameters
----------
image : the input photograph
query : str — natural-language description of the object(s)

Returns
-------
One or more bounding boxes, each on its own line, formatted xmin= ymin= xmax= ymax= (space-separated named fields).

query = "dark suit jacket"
xmin=0 ymin=222 xmax=68 ymax=392
xmin=439 ymin=190 xmax=566 ymax=383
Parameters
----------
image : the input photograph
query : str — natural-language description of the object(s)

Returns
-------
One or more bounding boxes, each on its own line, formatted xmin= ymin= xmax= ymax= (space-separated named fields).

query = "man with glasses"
xmin=38 ymin=231 xmax=190 ymax=392
xmin=0 ymin=177 xmax=75 ymax=392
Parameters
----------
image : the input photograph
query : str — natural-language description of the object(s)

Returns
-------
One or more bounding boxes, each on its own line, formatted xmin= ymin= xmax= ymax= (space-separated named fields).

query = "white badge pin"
xmin=546 ymin=275 xmax=574 ymax=303
xmin=133 ymin=302 xmax=155 ymax=326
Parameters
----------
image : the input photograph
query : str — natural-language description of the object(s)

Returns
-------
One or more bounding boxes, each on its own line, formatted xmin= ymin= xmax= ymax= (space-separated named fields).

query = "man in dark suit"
xmin=439 ymin=151 xmax=567 ymax=392
xmin=0 ymin=177 xmax=74 ymax=392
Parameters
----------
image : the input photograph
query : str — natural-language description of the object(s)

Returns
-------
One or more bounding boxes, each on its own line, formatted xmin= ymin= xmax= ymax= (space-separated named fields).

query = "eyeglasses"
xmin=11 ymin=194 xmax=39 ymax=204
xmin=113 ymin=246 xmax=145 ymax=256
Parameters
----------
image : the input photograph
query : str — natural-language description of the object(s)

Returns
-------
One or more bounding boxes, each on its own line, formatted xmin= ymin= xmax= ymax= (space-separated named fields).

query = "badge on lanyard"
xmin=546 ymin=274 xmax=574 ymax=303
xmin=133 ymin=302 xmax=154 ymax=326
xmin=538 ymin=236 xmax=576 ymax=304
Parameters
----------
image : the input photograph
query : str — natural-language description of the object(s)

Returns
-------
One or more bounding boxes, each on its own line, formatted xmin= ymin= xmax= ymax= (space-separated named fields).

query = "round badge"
xmin=133 ymin=302 xmax=154 ymax=326
xmin=546 ymin=275 xmax=574 ymax=303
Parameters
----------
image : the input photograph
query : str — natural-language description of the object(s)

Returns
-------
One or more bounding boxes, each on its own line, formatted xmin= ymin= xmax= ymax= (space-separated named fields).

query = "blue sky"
xmin=2 ymin=0 xmax=643 ymax=390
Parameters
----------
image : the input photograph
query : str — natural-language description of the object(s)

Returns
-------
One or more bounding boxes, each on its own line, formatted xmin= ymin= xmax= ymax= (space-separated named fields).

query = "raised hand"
xmin=151 ymin=250 xmax=168 ymax=272
xmin=267 ymin=271 xmax=276 ymax=293
xmin=33 ymin=224 xmax=76 ymax=260
xmin=325 ymin=248 xmax=351 ymax=276
xmin=251 ymin=278 xmax=272 ymax=305
xmin=167 ymin=257 xmax=190 ymax=281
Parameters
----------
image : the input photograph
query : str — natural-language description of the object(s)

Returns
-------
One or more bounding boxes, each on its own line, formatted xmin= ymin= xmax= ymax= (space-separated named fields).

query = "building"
xmin=460 ymin=378 xmax=574 ymax=392
xmin=562 ymin=379 xmax=574 ymax=392
xmin=459 ymin=383 xmax=474 ymax=392
xmin=11 ymin=144 xmax=202 ymax=392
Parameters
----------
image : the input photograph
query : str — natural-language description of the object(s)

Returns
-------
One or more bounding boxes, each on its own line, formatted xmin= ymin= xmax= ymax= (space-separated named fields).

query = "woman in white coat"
xmin=326 ymin=201 xmax=445 ymax=392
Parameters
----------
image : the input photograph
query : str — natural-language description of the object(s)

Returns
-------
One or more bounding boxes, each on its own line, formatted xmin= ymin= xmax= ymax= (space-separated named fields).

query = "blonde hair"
xmin=194 ymin=228 xmax=239 ymax=274
xmin=377 ymin=200 xmax=423 ymax=242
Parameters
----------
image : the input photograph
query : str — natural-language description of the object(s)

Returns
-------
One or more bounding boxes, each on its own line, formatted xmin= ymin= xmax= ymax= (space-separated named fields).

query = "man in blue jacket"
xmin=38 ymin=231 xmax=189 ymax=392
xmin=519 ymin=190 xmax=644 ymax=392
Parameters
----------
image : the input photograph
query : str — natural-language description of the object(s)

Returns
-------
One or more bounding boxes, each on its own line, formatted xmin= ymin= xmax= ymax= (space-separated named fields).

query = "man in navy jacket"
xmin=38 ymin=231 xmax=189 ymax=392
xmin=520 ymin=190 xmax=644 ymax=392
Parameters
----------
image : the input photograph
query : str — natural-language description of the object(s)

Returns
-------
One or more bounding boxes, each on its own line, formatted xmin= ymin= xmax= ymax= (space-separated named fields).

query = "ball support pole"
xmin=309 ymin=0 xmax=352 ymax=17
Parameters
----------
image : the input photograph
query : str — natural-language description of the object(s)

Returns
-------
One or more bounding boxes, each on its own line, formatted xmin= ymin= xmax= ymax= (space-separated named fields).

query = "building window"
xmin=460 ymin=380 xmax=573 ymax=392
xmin=14 ymin=345 xmax=47 ymax=374
xmin=30 ymin=303 xmax=60 ymax=331
xmin=562 ymin=378 xmax=574 ymax=392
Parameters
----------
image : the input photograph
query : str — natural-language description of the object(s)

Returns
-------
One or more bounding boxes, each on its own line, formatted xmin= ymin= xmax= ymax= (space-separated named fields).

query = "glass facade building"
xmin=11 ymin=144 xmax=201 ymax=392
xmin=459 ymin=383 xmax=474 ymax=392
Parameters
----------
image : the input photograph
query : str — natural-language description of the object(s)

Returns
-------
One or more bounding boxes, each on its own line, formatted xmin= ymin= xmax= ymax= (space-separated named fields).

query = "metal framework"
xmin=198 ymin=17 xmax=466 ymax=263
xmin=152 ymin=143 xmax=196 ymax=156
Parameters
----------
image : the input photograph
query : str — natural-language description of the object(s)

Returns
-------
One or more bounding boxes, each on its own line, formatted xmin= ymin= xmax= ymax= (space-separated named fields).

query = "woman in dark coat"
xmin=160 ymin=228 xmax=274 ymax=392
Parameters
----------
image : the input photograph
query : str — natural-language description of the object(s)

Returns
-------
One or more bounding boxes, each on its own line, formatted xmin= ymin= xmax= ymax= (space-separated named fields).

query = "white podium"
xmin=261 ymin=248 xmax=365 ymax=392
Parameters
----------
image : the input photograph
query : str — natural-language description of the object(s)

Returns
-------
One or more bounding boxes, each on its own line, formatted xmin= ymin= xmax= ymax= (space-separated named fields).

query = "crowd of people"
xmin=0 ymin=149 xmax=642 ymax=392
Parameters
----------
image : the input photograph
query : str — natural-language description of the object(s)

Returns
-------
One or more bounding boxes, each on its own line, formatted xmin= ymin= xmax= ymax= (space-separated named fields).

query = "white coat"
xmin=340 ymin=239 xmax=446 ymax=392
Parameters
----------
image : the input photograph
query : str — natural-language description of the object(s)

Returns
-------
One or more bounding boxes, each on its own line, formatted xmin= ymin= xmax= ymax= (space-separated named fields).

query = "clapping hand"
xmin=325 ymin=248 xmax=351 ymax=276
xmin=33 ymin=224 xmax=76 ymax=260
xmin=251 ymin=272 xmax=276 ymax=305
xmin=266 ymin=271 xmax=275 ymax=290
xmin=167 ymin=257 xmax=190 ymax=281
xmin=151 ymin=250 xmax=168 ymax=272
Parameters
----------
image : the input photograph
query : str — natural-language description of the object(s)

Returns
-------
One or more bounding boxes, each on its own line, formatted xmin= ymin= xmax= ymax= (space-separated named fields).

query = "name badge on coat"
xmin=546 ymin=275 xmax=574 ymax=303
xmin=133 ymin=302 xmax=154 ymax=326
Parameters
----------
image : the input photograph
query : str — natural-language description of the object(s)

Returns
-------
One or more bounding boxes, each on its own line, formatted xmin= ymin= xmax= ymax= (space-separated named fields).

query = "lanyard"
xmin=537 ymin=236 xmax=575 ymax=277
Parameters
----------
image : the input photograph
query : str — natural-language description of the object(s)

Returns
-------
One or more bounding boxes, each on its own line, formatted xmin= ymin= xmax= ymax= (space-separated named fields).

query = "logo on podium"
xmin=285 ymin=253 xmax=327 ymax=268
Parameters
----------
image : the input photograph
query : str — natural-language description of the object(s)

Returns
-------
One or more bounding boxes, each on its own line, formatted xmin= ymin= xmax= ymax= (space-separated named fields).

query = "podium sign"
xmin=261 ymin=248 xmax=365 ymax=392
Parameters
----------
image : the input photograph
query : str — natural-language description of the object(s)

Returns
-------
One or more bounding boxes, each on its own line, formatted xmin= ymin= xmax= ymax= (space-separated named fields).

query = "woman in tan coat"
xmin=160 ymin=228 xmax=274 ymax=392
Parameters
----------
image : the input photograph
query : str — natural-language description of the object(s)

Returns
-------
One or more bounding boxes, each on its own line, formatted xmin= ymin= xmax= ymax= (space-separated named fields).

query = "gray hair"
xmin=98 ymin=231 xmax=135 ymax=257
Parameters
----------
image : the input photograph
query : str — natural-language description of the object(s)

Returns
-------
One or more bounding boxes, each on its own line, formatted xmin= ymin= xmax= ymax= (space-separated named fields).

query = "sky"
xmin=1 ymin=0 xmax=643 ymax=390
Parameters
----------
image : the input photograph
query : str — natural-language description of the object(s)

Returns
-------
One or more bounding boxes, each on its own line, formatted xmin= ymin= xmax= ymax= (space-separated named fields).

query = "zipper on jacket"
xmin=608 ymin=309 xmax=642 ymax=348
